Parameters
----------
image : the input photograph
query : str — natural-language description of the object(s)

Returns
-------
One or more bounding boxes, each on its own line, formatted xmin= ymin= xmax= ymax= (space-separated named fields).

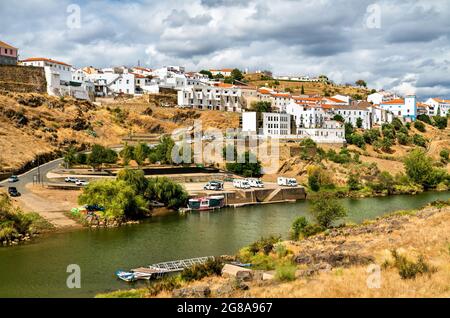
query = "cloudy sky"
xmin=1 ymin=0 xmax=450 ymax=99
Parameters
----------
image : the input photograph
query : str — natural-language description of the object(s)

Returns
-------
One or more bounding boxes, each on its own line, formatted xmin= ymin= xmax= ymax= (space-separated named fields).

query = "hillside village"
xmin=2 ymin=41 xmax=449 ymax=137
xmin=1 ymin=39 xmax=449 ymax=176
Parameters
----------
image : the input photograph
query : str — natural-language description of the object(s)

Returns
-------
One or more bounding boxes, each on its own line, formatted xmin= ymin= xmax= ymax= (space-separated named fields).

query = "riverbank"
xmin=99 ymin=199 xmax=450 ymax=298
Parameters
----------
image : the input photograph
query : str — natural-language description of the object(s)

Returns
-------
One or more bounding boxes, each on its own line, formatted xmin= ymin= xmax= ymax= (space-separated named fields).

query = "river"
xmin=0 ymin=191 xmax=448 ymax=298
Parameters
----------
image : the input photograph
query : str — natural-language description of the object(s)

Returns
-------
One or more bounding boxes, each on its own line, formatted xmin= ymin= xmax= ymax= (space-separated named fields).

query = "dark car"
xmin=8 ymin=187 xmax=21 ymax=197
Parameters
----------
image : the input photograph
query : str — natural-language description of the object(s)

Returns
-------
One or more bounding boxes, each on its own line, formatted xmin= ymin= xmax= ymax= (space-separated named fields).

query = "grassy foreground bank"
xmin=97 ymin=199 xmax=450 ymax=298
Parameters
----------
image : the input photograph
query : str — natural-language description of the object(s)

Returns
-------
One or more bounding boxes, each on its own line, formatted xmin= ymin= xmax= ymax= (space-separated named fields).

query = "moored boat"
xmin=186 ymin=195 xmax=225 ymax=212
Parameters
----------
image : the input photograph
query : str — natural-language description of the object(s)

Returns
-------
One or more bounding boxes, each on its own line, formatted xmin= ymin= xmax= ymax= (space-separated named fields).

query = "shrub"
xmin=433 ymin=116 xmax=448 ymax=129
xmin=414 ymin=121 xmax=426 ymax=132
xmin=356 ymin=117 xmax=363 ymax=128
xmin=299 ymin=138 xmax=318 ymax=160
xmin=392 ymin=118 xmax=404 ymax=131
xmin=440 ymin=149 xmax=449 ymax=163
xmin=369 ymin=171 xmax=395 ymax=194
xmin=380 ymin=137 xmax=394 ymax=152
xmin=226 ymin=151 xmax=261 ymax=177
xmin=417 ymin=114 xmax=432 ymax=125
xmin=363 ymin=129 xmax=381 ymax=144
xmin=147 ymin=276 xmax=182 ymax=296
xmin=145 ymin=177 xmax=189 ymax=209
xmin=308 ymin=172 xmax=321 ymax=192
xmin=332 ymin=114 xmax=345 ymax=123
xmin=310 ymin=195 xmax=347 ymax=228
xmin=397 ymin=132 xmax=410 ymax=145
xmin=290 ymin=216 xmax=324 ymax=240
xmin=348 ymin=133 xmax=365 ymax=148
xmin=180 ymin=258 xmax=224 ymax=282
xmin=347 ymin=173 xmax=361 ymax=191
xmin=386 ymin=250 xmax=436 ymax=280
xmin=412 ymin=134 xmax=427 ymax=147
xmin=275 ymin=263 xmax=297 ymax=282
xmin=248 ymin=236 xmax=281 ymax=255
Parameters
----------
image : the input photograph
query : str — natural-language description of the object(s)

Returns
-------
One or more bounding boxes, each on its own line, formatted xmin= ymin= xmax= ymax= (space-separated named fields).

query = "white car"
xmin=233 ymin=179 xmax=251 ymax=189
xmin=247 ymin=178 xmax=264 ymax=188
xmin=65 ymin=176 xmax=78 ymax=183
xmin=76 ymin=180 xmax=89 ymax=186
xmin=277 ymin=177 xmax=298 ymax=187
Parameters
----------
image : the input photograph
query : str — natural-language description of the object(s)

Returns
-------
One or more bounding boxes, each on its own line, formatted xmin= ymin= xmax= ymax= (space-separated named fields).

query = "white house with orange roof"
xmin=21 ymin=57 xmax=92 ymax=99
xmin=210 ymin=68 xmax=234 ymax=77
xmin=379 ymin=96 xmax=417 ymax=121
xmin=424 ymin=98 xmax=450 ymax=116
xmin=0 ymin=40 xmax=18 ymax=65
xmin=285 ymin=101 xmax=328 ymax=129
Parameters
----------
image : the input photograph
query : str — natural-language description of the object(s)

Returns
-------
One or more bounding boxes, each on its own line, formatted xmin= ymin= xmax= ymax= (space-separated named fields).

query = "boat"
xmin=115 ymin=270 xmax=153 ymax=282
xmin=186 ymin=195 xmax=225 ymax=212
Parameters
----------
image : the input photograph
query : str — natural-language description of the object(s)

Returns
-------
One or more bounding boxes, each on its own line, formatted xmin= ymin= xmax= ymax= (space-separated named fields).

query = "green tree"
xmin=64 ymin=146 xmax=77 ymax=168
xmin=78 ymin=180 xmax=148 ymax=219
xmin=433 ymin=116 xmax=448 ymax=129
xmin=370 ymin=171 xmax=395 ymax=194
xmin=230 ymin=68 xmax=244 ymax=82
xmin=404 ymin=148 xmax=433 ymax=186
xmin=310 ymin=195 xmax=347 ymax=228
xmin=355 ymin=79 xmax=367 ymax=88
xmin=347 ymin=173 xmax=361 ymax=191
xmin=381 ymin=137 xmax=393 ymax=152
xmin=134 ymin=143 xmax=150 ymax=166
xmin=300 ymin=138 xmax=318 ymax=160
xmin=87 ymin=145 xmax=118 ymax=171
xmin=414 ymin=121 xmax=426 ymax=132
xmin=397 ymin=132 xmax=409 ymax=145
xmin=252 ymin=101 xmax=272 ymax=113
xmin=412 ymin=134 xmax=427 ymax=147
xmin=76 ymin=153 xmax=87 ymax=165
xmin=308 ymin=171 xmax=321 ymax=192
xmin=440 ymin=149 xmax=449 ymax=163
xmin=144 ymin=177 xmax=189 ymax=209
xmin=148 ymin=136 xmax=175 ymax=165
xmin=417 ymin=114 xmax=432 ymax=125
xmin=332 ymin=114 xmax=345 ymax=123
xmin=199 ymin=70 xmax=213 ymax=79
xmin=225 ymin=151 xmax=261 ymax=177
xmin=120 ymin=143 xmax=135 ymax=166
xmin=356 ymin=117 xmax=363 ymax=128
xmin=117 ymin=169 xmax=148 ymax=194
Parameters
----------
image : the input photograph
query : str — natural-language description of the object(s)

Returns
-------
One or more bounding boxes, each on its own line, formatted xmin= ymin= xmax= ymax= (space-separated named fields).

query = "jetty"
xmin=116 ymin=256 xmax=214 ymax=282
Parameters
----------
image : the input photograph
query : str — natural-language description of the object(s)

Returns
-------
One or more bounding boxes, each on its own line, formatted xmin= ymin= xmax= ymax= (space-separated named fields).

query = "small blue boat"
xmin=115 ymin=271 xmax=137 ymax=282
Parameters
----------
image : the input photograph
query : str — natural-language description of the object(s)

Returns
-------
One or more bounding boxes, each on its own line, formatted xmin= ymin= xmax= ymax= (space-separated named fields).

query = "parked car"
xmin=277 ymin=177 xmax=298 ymax=187
xmin=204 ymin=181 xmax=224 ymax=191
xmin=233 ymin=179 xmax=251 ymax=189
xmin=8 ymin=175 xmax=19 ymax=183
xmin=8 ymin=187 xmax=21 ymax=197
xmin=76 ymin=180 xmax=89 ymax=186
xmin=65 ymin=176 xmax=79 ymax=183
xmin=247 ymin=178 xmax=264 ymax=188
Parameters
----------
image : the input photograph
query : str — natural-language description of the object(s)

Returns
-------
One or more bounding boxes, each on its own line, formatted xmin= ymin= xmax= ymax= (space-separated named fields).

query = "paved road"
xmin=0 ymin=158 xmax=64 ymax=194
xmin=0 ymin=158 xmax=80 ymax=228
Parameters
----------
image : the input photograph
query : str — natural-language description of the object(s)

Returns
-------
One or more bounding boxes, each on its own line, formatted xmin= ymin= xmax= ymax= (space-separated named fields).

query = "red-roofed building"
xmin=210 ymin=68 xmax=234 ymax=77
xmin=0 ymin=40 xmax=18 ymax=65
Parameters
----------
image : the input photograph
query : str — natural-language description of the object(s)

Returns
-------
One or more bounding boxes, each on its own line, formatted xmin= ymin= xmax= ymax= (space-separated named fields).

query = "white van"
xmin=277 ymin=177 xmax=298 ymax=187
xmin=246 ymin=178 xmax=264 ymax=188
xmin=233 ymin=179 xmax=251 ymax=189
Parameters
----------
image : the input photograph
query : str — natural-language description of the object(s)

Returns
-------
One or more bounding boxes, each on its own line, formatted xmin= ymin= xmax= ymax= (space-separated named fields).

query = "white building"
xmin=210 ymin=68 xmax=233 ymax=77
xmin=424 ymin=98 xmax=450 ymax=117
xmin=379 ymin=96 xmax=417 ymax=121
xmin=328 ymin=102 xmax=374 ymax=130
xmin=86 ymin=68 xmax=135 ymax=96
xmin=368 ymin=91 xmax=398 ymax=105
xmin=21 ymin=57 xmax=93 ymax=100
xmin=285 ymin=102 xmax=327 ymax=129
xmin=177 ymin=84 xmax=245 ymax=112
xmin=242 ymin=112 xmax=345 ymax=144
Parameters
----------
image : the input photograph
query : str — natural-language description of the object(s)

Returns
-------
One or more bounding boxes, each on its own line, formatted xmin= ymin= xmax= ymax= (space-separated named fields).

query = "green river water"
xmin=0 ymin=191 xmax=448 ymax=298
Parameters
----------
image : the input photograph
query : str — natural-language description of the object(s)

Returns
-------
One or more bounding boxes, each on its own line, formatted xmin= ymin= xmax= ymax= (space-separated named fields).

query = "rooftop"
xmin=22 ymin=57 xmax=72 ymax=67
xmin=0 ymin=40 xmax=17 ymax=49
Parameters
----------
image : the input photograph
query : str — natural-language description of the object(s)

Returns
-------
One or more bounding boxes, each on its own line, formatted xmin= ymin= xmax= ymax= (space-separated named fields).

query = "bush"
xmin=392 ymin=118 xmax=404 ymax=131
xmin=87 ymin=144 xmax=118 ymax=170
xmin=412 ymin=134 xmax=427 ymax=147
xmin=404 ymin=148 xmax=448 ymax=188
xmin=308 ymin=172 xmax=321 ymax=192
xmin=433 ymin=116 xmax=448 ymax=129
xmin=290 ymin=216 xmax=323 ymax=240
xmin=363 ymin=129 xmax=381 ymax=144
xmin=385 ymin=250 xmax=436 ymax=280
xmin=332 ymin=114 xmax=345 ymax=123
xmin=226 ymin=151 xmax=261 ymax=177
xmin=440 ymin=149 xmax=449 ymax=163
xmin=310 ymin=195 xmax=348 ymax=228
xmin=248 ymin=236 xmax=281 ymax=255
xmin=147 ymin=276 xmax=182 ymax=296
xmin=326 ymin=148 xmax=352 ymax=164
xmin=417 ymin=114 xmax=432 ymax=125
xmin=347 ymin=173 xmax=361 ymax=191
xmin=145 ymin=177 xmax=189 ymax=209
xmin=369 ymin=171 xmax=395 ymax=194
xmin=275 ymin=263 xmax=297 ymax=282
xmin=414 ymin=121 xmax=426 ymax=132
xmin=348 ymin=133 xmax=365 ymax=148
xmin=397 ymin=132 xmax=409 ymax=145
xmin=300 ymin=138 xmax=318 ymax=160
xmin=180 ymin=258 xmax=224 ymax=282
xmin=148 ymin=136 xmax=175 ymax=165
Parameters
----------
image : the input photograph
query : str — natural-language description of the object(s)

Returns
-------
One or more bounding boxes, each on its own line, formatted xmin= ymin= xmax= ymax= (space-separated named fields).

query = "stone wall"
xmin=0 ymin=65 xmax=47 ymax=93
xmin=0 ymin=56 xmax=17 ymax=66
